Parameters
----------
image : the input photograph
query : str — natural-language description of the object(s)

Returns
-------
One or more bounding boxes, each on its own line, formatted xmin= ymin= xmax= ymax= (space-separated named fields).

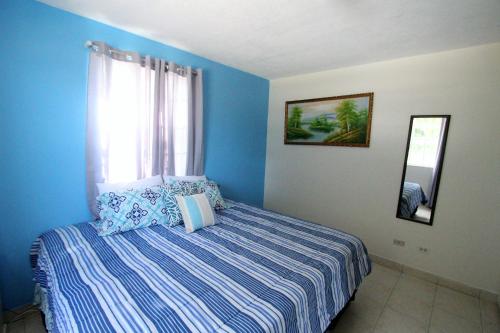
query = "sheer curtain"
xmin=86 ymin=42 xmax=203 ymax=215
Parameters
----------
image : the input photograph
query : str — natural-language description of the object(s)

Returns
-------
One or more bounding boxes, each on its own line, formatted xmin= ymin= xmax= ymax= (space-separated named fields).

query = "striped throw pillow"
xmin=176 ymin=193 xmax=216 ymax=233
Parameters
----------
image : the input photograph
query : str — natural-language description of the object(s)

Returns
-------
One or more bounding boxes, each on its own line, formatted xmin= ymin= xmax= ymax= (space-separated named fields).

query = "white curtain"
xmin=86 ymin=42 xmax=203 ymax=215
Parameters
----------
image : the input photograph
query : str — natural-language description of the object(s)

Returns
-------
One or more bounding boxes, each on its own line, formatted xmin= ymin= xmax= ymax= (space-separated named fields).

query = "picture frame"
xmin=284 ymin=92 xmax=374 ymax=147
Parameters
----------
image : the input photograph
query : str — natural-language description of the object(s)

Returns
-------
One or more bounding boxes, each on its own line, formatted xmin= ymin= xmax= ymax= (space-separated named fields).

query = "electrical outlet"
xmin=418 ymin=246 xmax=429 ymax=253
xmin=393 ymin=239 xmax=405 ymax=247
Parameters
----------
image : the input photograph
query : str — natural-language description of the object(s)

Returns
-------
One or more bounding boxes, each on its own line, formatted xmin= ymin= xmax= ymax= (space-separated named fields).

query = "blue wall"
xmin=0 ymin=0 xmax=269 ymax=309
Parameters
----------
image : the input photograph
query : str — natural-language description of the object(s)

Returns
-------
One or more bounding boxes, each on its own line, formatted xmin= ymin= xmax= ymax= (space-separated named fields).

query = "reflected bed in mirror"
xmin=397 ymin=115 xmax=450 ymax=225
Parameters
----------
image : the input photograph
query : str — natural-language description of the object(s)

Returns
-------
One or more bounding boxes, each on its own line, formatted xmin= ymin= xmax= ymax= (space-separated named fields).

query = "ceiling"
xmin=40 ymin=0 xmax=500 ymax=79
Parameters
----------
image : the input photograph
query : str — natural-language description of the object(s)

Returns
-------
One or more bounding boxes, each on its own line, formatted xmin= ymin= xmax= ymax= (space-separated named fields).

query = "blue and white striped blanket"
xmin=399 ymin=182 xmax=428 ymax=218
xmin=31 ymin=201 xmax=371 ymax=333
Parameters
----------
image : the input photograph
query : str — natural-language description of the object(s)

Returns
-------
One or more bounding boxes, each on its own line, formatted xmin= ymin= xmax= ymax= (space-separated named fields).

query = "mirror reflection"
xmin=397 ymin=115 xmax=450 ymax=225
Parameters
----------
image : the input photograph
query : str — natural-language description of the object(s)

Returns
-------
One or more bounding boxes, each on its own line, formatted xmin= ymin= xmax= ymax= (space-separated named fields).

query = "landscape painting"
xmin=284 ymin=92 xmax=374 ymax=147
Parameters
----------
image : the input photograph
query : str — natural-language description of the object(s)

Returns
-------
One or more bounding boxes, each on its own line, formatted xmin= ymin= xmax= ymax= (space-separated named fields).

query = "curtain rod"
xmin=85 ymin=41 xmax=198 ymax=76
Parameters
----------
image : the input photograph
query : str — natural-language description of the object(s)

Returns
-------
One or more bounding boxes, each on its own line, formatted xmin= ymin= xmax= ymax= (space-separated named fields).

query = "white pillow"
xmin=164 ymin=175 xmax=207 ymax=183
xmin=96 ymin=175 xmax=163 ymax=195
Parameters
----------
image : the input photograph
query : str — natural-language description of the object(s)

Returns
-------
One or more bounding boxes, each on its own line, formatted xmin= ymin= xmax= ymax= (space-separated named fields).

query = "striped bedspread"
xmin=399 ymin=182 xmax=428 ymax=218
xmin=31 ymin=201 xmax=371 ymax=333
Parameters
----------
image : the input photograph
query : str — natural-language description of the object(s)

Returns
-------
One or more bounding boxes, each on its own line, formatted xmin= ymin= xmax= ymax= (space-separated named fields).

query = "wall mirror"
xmin=396 ymin=115 xmax=451 ymax=225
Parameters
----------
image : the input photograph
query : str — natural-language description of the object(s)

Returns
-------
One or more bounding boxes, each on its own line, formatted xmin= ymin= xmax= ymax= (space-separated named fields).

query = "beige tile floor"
xmin=4 ymin=263 xmax=499 ymax=333
xmin=329 ymin=264 xmax=499 ymax=333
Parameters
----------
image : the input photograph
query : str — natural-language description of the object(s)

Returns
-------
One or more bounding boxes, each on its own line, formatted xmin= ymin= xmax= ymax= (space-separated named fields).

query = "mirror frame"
xmin=396 ymin=115 xmax=451 ymax=226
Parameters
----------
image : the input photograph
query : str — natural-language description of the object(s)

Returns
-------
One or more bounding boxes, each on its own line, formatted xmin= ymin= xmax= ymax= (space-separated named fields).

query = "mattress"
xmin=31 ymin=200 xmax=371 ymax=333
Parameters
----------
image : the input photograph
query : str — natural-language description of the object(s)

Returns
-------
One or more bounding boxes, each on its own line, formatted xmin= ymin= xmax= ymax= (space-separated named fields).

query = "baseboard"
xmin=370 ymin=254 xmax=498 ymax=303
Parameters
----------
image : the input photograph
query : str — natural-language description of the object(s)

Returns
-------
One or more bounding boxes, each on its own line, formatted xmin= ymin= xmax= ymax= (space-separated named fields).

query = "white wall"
xmin=405 ymin=166 xmax=433 ymax=197
xmin=264 ymin=43 xmax=500 ymax=295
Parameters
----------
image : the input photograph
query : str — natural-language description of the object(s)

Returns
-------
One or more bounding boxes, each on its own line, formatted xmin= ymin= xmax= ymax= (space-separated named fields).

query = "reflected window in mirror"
xmin=397 ymin=115 xmax=451 ymax=225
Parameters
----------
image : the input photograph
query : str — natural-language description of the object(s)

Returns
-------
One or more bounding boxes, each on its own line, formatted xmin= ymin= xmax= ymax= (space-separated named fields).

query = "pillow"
xmin=164 ymin=175 xmax=207 ymax=183
xmin=176 ymin=193 xmax=216 ymax=233
xmin=200 ymin=180 xmax=231 ymax=210
xmin=96 ymin=175 xmax=163 ymax=195
xmin=160 ymin=181 xmax=206 ymax=227
xmin=169 ymin=179 xmax=230 ymax=210
xmin=161 ymin=180 xmax=229 ymax=227
xmin=160 ymin=183 xmax=189 ymax=227
xmin=95 ymin=185 xmax=168 ymax=236
xmin=169 ymin=180 xmax=205 ymax=195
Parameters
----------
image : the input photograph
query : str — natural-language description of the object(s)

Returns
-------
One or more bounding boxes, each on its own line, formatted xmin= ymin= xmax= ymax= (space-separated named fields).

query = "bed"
xmin=399 ymin=181 xmax=428 ymax=218
xmin=31 ymin=200 xmax=371 ymax=333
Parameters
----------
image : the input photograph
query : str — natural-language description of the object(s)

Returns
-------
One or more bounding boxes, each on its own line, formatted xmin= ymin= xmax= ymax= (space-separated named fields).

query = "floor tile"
xmin=481 ymin=299 xmax=500 ymax=325
xmin=394 ymin=273 xmax=436 ymax=304
xmin=7 ymin=318 xmax=25 ymax=333
xmin=434 ymin=286 xmax=481 ymax=323
xmin=386 ymin=287 xmax=433 ymax=326
xmin=345 ymin=293 xmax=384 ymax=326
xmin=356 ymin=263 xmax=401 ymax=306
xmin=374 ymin=307 xmax=426 ymax=333
xmin=330 ymin=308 xmax=374 ymax=333
xmin=24 ymin=312 xmax=46 ymax=333
xmin=368 ymin=264 xmax=401 ymax=290
xmin=357 ymin=278 xmax=394 ymax=304
xmin=429 ymin=307 xmax=482 ymax=333
xmin=483 ymin=322 xmax=500 ymax=333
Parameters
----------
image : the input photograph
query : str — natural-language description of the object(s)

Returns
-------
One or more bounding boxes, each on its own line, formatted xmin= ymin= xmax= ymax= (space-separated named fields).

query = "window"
xmin=407 ymin=118 xmax=443 ymax=168
xmin=86 ymin=41 xmax=203 ymax=214
xmin=94 ymin=58 xmax=188 ymax=183
xmin=99 ymin=60 xmax=153 ymax=183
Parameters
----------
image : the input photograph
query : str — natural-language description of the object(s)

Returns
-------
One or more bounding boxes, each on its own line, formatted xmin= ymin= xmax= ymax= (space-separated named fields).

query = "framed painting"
xmin=284 ymin=92 xmax=374 ymax=147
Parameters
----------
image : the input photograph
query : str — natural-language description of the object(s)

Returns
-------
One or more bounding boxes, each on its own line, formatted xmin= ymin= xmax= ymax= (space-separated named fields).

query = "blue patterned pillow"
xmin=96 ymin=186 xmax=168 ymax=236
xmin=169 ymin=180 xmax=204 ymax=195
xmin=161 ymin=180 xmax=231 ymax=227
xmin=198 ymin=180 xmax=231 ymax=210
xmin=169 ymin=179 xmax=231 ymax=210
xmin=160 ymin=182 xmax=202 ymax=227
